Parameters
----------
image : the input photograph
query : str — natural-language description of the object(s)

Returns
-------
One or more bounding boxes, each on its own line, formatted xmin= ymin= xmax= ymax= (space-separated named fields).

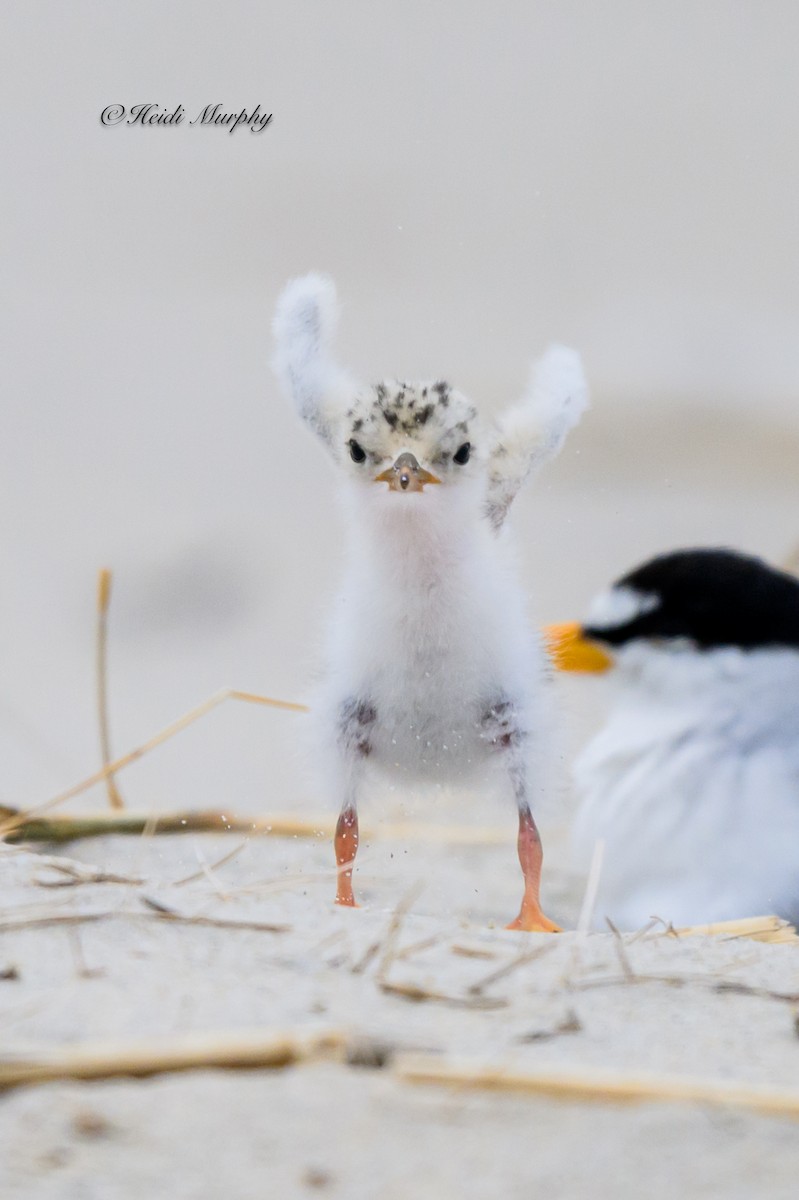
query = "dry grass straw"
xmin=138 ymin=894 xmax=289 ymax=933
xmin=0 ymin=1027 xmax=345 ymax=1091
xmin=0 ymin=689 xmax=310 ymax=842
xmin=0 ymin=804 xmax=512 ymax=848
xmin=367 ymin=886 xmax=508 ymax=1009
xmin=393 ymin=1055 xmax=799 ymax=1120
xmin=0 ymin=903 xmax=291 ymax=934
xmin=0 ymin=844 xmax=144 ymax=887
xmin=467 ymin=941 xmax=558 ymax=996
xmin=379 ymin=980 xmax=508 ymax=1009
xmin=95 ymin=567 xmax=124 ymax=810
xmin=375 ymin=883 xmax=426 ymax=984
xmin=172 ymin=841 xmax=248 ymax=887
xmin=675 ymin=915 xmax=799 ymax=945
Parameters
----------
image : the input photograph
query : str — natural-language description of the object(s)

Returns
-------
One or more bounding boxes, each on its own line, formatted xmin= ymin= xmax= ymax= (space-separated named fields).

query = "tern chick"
xmin=273 ymin=274 xmax=587 ymax=930
xmin=549 ymin=548 xmax=799 ymax=928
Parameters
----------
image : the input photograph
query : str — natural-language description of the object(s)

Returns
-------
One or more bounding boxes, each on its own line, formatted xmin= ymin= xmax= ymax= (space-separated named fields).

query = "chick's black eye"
xmin=348 ymin=439 xmax=366 ymax=463
xmin=453 ymin=442 xmax=471 ymax=465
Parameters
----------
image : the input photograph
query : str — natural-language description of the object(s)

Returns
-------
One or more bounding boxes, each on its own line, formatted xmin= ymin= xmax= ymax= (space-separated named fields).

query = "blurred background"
xmin=2 ymin=2 xmax=798 ymax=824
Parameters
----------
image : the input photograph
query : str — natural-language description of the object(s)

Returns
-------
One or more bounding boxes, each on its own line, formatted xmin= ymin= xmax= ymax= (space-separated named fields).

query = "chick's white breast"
xmin=322 ymin=533 xmax=543 ymax=781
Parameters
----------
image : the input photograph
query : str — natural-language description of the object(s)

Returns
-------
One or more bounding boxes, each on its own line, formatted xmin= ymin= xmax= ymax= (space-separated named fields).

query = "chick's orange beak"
xmin=543 ymin=622 xmax=614 ymax=672
xmin=375 ymin=452 xmax=441 ymax=493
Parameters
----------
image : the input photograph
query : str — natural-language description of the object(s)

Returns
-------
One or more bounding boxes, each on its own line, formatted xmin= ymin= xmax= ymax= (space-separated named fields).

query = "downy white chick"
xmin=273 ymin=274 xmax=587 ymax=930
xmin=548 ymin=548 xmax=799 ymax=929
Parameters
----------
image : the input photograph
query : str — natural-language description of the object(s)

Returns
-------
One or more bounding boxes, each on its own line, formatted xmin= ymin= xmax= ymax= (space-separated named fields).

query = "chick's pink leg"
xmin=506 ymin=805 xmax=561 ymax=933
xmin=334 ymin=804 xmax=360 ymax=907
xmin=333 ymin=697 xmax=375 ymax=909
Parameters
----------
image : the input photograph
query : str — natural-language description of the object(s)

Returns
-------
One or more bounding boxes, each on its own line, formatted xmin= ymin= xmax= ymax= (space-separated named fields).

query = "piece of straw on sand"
xmin=676 ymin=915 xmax=799 ymax=945
xmin=0 ymin=688 xmax=310 ymax=841
xmin=0 ymin=805 xmax=512 ymax=847
xmin=0 ymin=1028 xmax=345 ymax=1091
xmin=393 ymin=1055 xmax=799 ymax=1119
xmin=95 ymin=567 xmax=124 ymax=810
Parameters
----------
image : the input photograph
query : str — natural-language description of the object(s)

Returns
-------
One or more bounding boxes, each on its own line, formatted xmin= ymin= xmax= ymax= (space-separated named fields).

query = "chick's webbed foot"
xmin=506 ymin=907 xmax=561 ymax=934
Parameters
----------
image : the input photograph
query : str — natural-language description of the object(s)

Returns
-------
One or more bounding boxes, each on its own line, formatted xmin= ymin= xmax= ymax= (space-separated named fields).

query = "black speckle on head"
xmin=414 ymin=404 xmax=433 ymax=427
xmin=375 ymin=384 xmax=388 ymax=403
xmin=585 ymin=548 xmax=799 ymax=653
xmin=433 ymin=381 xmax=450 ymax=405
xmin=352 ymin=418 xmax=363 ymax=432
xmin=383 ymin=409 xmax=399 ymax=429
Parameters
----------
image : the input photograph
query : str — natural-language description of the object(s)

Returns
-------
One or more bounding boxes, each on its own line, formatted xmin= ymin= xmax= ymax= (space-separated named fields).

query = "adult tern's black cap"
xmin=584 ymin=548 xmax=799 ymax=653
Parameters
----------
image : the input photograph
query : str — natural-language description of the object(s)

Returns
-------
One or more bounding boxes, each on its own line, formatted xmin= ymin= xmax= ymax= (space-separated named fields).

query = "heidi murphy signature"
xmin=100 ymin=103 xmax=273 ymax=133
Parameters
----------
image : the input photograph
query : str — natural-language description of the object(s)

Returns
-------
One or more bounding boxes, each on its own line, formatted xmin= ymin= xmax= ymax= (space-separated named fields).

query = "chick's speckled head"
xmin=273 ymin=272 xmax=588 ymax=525
xmin=344 ymin=380 xmax=478 ymax=485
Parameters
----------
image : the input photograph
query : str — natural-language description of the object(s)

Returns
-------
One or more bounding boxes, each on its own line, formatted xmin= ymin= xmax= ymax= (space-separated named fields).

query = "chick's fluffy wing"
xmin=486 ymin=345 xmax=588 ymax=530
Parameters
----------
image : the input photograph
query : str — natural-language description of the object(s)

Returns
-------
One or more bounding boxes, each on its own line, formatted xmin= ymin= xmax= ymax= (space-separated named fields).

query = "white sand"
xmin=2 ymin=829 xmax=799 ymax=1199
